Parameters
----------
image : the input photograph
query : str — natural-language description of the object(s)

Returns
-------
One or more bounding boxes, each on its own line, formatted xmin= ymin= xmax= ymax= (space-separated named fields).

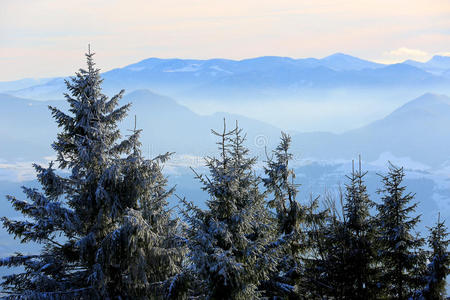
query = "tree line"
xmin=0 ymin=52 xmax=448 ymax=299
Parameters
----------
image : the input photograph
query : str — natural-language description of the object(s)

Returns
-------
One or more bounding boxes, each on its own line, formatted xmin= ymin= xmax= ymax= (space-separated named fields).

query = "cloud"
xmin=381 ymin=47 xmax=430 ymax=63
xmin=387 ymin=47 xmax=428 ymax=58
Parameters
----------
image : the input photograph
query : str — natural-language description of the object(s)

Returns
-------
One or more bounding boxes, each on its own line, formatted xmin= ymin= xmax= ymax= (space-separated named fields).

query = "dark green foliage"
xmin=421 ymin=215 xmax=450 ymax=299
xmin=376 ymin=163 xmax=425 ymax=299
xmin=305 ymin=161 xmax=376 ymax=299
xmin=341 ymin=160 xmax=379 ymax=299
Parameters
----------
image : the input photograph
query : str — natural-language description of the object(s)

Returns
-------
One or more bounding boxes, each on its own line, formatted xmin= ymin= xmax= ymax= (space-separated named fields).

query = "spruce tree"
xmin=0 ymin=49 xmax=181 ymax=299
xmin=316 ymin=198 xmax=351 ymax=299
xmin=309 ymin=158 xmax=379 ymax=300
xmin=91 ymin=122 xmax=184 ymax=298
xmin=376 ymin=163 xmax=425 ymax=299
xmin=299 ymin=200 xmax=329 ymax=298
xmin=262 ymin=132 xmax=322 ymax=298
xmin=341 ymin=159 xmax=379 ymax=299
xmin=182 ymin=121 xmax=276 ymax=299
xmin=313 ymin=160 xmax=372 ymax=299
xmin=421 ymin=215 xmax=449 ymax=299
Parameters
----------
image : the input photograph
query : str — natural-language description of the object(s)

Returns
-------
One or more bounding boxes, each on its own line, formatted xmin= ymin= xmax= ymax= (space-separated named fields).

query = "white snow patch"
xmin=209 ymin=65 xmax=233 ymax=74
xmin=434 ymin=161 xmax=450 ymax=178
xmin=164 ymin=154 xmax=206 ymax=175
xmin=369 ymin=152 xmax=430 ymax=171
xmin=164 ymin=64 xmax=200 ymax=73
xmin=432 ymin=192 xmax=450 ymax=214
xmin=0 ymin=161 xmax=38 ymax=182
xmin=0 ymin=156 xmax=57 ymax=182
xmin=126 ymin=66 xmax=146 ymax=71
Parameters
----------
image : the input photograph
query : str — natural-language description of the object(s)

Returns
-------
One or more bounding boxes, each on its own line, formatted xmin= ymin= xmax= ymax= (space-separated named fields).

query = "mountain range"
xmin=1 ymin=90 xmax=449 ymax=169
xmin=3 ymin=53 xmax=450 ymax=101
xmin=292 ymin=93 xmax=450 ymax=167
xmin=0 ymin=91 xmax=280 ymax=161
xmin=404 ymin=55 xmax=450 ymax=75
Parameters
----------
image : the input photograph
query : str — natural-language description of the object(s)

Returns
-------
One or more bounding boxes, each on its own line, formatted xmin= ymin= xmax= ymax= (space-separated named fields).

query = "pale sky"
xmin=1 ymin=0 xmax=450 ymax=81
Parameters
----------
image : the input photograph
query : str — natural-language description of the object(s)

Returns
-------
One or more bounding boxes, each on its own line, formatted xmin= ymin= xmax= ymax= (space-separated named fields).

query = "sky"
xmin=1 ymin=0 xmax=450 ymax=81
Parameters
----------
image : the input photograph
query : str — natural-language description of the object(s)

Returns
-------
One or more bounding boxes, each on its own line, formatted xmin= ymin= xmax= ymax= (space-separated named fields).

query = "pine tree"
xmin=0 ymin=49 xmax=182 ymax=299
xmin=262 ymin=132 xmax=323 ymax=298
xmin=376 ymin=163 xmax=425 ymax=299
xmin=181 ymin=121 xmax=276 ymax=300
xmin=421 ymin=214 xmax=449 ymax=299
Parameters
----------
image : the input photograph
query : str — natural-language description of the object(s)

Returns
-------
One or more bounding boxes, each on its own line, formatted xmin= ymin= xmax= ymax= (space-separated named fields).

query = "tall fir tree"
xmin=307 ymin=158 xmax=379 ymax=300
xmin=376 ymin=163 xmax=425 ymax=299
xmin=90 ymin=120 xmax=185 ymax=298
xmin=340 ymin=159 xmax=379 ymax=299
xmin=262 ymin=132 xmax=323 ymax=298
xmin=0 ymin=49 xmax=182 ymax=299
xmin=420 ymin=214 xmax=449 ymax=299
xmin=182 ymin=121 xmax=277 ymax=300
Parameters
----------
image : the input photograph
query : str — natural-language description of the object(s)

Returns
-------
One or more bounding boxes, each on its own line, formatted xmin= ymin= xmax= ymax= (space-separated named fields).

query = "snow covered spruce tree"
xmin=262 ymin=132 xmax=322 ymax=298
xmin=0 ymin=50 xmax=182 ymax=299
xmin=420 ymin=215 xmax=449 ymax=299
xmin=181 ymin=121 xmax=277 ymax=299
xmin=376 ymin=163 xmax=425 ymax=299
xmin=92 ymin=123 xmax=184 ymax=298
xmin=340 ymin=159 xmax=379 ymax=299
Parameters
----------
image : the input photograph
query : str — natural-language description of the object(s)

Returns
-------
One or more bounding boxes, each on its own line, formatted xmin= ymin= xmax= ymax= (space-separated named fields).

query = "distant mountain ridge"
xmin=292 ymin=93 xmax=450 ymax=167
xmin=403 ymin=55 xmax=450 ymax=75
xmin=0 ymin=78 xmax=55 ymax=92
xmin=3 ymin=53 xmax=450 ymax=101
xmin=1 ymin=90 xmax=449 ymax=168
xmin=0 ymin=90 xmax=282 ymax=160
